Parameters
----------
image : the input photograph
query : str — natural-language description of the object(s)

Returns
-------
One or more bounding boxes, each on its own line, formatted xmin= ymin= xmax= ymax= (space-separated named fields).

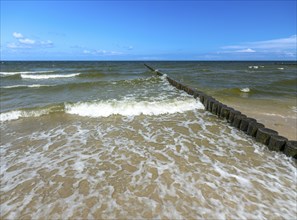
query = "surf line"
xmin=144 ymin=63 xmax=296 ymax=160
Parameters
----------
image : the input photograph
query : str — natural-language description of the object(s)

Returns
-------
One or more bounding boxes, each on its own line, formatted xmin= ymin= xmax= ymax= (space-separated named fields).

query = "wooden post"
xmin=143 ymin=63 xmax=295 ymax=159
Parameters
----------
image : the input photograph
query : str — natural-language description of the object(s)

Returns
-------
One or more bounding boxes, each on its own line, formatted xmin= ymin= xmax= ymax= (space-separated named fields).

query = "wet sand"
xmin=1 ymin=111 xmax=296 ymax=219
xmin=220 ymin=97 xmax=297 ymax=140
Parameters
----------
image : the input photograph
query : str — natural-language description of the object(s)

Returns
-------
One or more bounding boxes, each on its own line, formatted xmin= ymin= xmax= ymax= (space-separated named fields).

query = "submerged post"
xmin=144 ymin=64 xmax=164 ymax=76
xmin=144 ymin=64 xmax=200 ymax=97
xmin=143 ymin=63 xmax=296 ymax=160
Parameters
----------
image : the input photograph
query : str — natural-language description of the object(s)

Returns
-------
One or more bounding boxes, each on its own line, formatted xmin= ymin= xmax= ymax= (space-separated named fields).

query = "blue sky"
xmin=1 ymin=0 xmax=296 ymax=60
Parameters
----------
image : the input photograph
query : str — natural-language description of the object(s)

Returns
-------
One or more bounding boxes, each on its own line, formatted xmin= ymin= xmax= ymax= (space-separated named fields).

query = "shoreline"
xmin=219 ymin=98 xmax=297 ymax=141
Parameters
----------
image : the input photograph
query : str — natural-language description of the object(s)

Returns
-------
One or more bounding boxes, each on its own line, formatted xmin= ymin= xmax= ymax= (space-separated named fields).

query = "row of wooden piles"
xmin=144 ymin=64 xmax=297 ymax=160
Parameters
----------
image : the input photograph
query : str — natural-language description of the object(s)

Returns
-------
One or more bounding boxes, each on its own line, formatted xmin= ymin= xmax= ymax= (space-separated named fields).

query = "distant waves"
xmin=0 ymin=71 xmax=81 ymax=79
xmin=21 ymin=73 xmax=80 ymax=79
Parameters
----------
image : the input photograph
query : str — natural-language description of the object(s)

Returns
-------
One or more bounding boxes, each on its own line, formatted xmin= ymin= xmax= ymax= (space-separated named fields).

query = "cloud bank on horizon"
xmin=218 ymin=35 xmax=296 ymax=57
xmin=1 ymin=1 xmax=296 ymax=60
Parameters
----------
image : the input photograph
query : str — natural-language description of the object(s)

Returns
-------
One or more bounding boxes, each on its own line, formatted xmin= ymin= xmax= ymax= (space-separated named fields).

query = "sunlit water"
xmin=0 ymin=61 xmax=296 ymax=219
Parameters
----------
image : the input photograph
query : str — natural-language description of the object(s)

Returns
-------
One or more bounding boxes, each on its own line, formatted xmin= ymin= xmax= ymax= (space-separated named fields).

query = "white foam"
xmin=240 ymin=88 xmax=250 ymax=93
xmin=248 ymin=66 xmax=258 ymax=69
xmin=0 ymin=111 xmax=22 ymax=122
xmin=291 ymin=106 xmax=297 ymax=113
xmin=1 ymin=84 xmax=52 ymax=89
xmin=277 ymin=67 xmax=284 ymax=70
xmin=21 ymin=73 xmax=80 ymax=79
xmin=262 ymin=112 xmax=296 ymax=119
xmin=1 ymin=111 xmax=297 ymax=219
xmin=0 ymin=72 xmax=20 ymax=76
xmin=0 ymin=109 xmax=50 ymax=122
xmin=74 ymin=161 xmax=85 ymax=172
xmin=0 ymin=70 xmax=54 ymax=75
xmin=65 ymin=98 xmax=204 ymax=117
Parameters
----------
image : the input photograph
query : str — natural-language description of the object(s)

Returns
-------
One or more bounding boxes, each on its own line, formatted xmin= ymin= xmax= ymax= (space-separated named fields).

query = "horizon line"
xmin=1 ymin=59 xmax=297 ymax=62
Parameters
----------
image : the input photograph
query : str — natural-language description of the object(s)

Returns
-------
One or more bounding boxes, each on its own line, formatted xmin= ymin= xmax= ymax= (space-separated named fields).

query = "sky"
xmin=0 ymin=0 xmax=296 ymax=60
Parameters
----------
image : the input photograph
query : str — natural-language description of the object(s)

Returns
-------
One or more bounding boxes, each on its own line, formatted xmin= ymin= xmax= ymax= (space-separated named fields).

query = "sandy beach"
xmin=221 ymin=98 xmax=297 ymax=140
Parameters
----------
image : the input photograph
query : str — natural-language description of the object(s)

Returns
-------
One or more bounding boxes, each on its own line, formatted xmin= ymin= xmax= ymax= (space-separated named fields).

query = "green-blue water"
xmin=1 ymin=61 xmax=296 ymax=114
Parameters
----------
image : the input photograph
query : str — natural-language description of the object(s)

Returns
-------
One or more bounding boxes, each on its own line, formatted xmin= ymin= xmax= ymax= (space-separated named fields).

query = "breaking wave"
xmin=65 ymin=98 xmax=204 ymax=117
xmin=0 ymin=109 xmax=52 ymax=122
xmin=1 ymin=84 xmax=53 ymax=89
xmin=240 ymin=88 xmax=250 ymax=93
xmin=0 ymin=70 xmax=54 ymax=76
xmin=21 ymin=73 xmax=80 ymax=79
xmin=0 ymin=97 xmax=204 ymax=122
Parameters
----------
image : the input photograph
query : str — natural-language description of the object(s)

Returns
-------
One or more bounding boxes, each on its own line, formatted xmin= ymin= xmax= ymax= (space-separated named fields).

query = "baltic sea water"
xmin=0 ymin=61 xmax=296 ymax=219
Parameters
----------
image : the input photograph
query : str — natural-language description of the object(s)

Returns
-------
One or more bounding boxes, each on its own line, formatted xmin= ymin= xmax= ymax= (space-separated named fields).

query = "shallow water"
xmin=0 ymin=61 xmax=296 ymax=219
xmin=1 ymin=110 xmax=296 ymax=219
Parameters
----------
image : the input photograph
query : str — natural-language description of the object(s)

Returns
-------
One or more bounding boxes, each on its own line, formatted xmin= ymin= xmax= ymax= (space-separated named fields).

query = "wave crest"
xmin=240 ymin=88 xmax=250 ymax=93
xmin=0 ymin=70 xmax=54 ymax=76
xmin=1 ymin=84 xmax=53 ymax=89
xmin=21 ymin=73 xmax=80 ymax=79
xmin=65 ymin=98 xmax=204 ymax=117
xmin=0 ymin=97 xmax=204 ymax=122
xmin=0 ymin=109 xmax=50 ymax=122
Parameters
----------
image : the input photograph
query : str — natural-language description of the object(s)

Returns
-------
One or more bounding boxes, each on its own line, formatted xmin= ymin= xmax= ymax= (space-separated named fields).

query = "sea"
xmin=0 ymin=61 xmax=296 ymax=219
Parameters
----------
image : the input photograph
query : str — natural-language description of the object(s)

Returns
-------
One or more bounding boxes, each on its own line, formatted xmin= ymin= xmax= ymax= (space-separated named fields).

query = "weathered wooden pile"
xmin=144 ymin=64 xmax=297 ymax=159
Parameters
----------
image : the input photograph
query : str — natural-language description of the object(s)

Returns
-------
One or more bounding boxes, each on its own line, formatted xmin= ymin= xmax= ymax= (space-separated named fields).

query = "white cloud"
xmin=40 ymin=40 xmax=53 ymax=47
xmin=83 ymin=49 xmax=123 ymax=56
xmin=219 ymin=35 xmax=296 ymax=59
xmin=115 ymin=43 xmax=134 ymax=50
xmin=222 ymin=35 xmax=297 ymax=51
xmin=283 ymin=52 xmax=296 ymax=57
xmin=7 ymin=32 xmax=53 ymax=49
xmin=7 ymin=42 xmax=31 ymax=49
xmin=7 ymin=43 xmax=19 ymax=49
xmin=234 ymin=48 xmax=256 ymax=53
xmin=19 ymin=38 xmax=35 ymax=45
xmin=13 ymin=32 xmax=23 ymax=39
xmin=96 ymin=50 xmax=122 ymax=55
xmin=249 ymin=35 xmax=296 ymax=50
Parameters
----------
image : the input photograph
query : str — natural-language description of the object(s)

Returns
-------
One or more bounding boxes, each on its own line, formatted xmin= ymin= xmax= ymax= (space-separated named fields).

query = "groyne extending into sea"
xmin=144 ymin=63 xmax=297 ymax=160
xmin=1 ymin=61 xmax=296 ymax=219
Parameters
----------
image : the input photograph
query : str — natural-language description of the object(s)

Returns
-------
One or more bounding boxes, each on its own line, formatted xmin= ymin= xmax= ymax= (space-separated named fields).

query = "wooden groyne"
xmin=144 ymin=64 xmax=297 ymax=160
